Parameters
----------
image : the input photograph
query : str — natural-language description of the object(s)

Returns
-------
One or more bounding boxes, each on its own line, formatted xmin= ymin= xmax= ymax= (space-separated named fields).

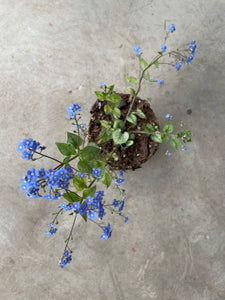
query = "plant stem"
xmin=34 ymin=151 xmax=62 ymax=164
xmin=87 ymin=178 xmax=96 ymax=188
xmin=54 ymin=155 xmax=79 ymax=170
xmin=125 ymin=53 xmax=162 ymax=121
xmin=63 ymin=214 xmax=77 ymax=252
xmin=52 ymin=208 xmax=63 ymax=224
xmin=125 ymin=50 xmax=182 ymax=122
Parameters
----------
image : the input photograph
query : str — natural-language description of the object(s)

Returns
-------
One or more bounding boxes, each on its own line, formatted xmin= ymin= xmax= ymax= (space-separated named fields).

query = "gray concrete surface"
xmin=0 ymin=0 xmax=224 ymax=299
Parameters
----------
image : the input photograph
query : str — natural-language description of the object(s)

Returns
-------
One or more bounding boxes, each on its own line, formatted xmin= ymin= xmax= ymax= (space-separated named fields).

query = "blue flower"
xmin=133 ymin=46 xmax=141 ymax=56
xmin=100 ymin=82 xmax=106 ymax=88
xmin=85 ymin=196 xmax=94 ymax=205
xmin=166 ymin=152 xmax=173 ymax=156
xmin=63 ymin=250 xmax=69 ymax=257
xmin=168 ymin=24 xmax=176 ymax=32
xmin=45 ymin=231 xmax=52 ymax=237
xmin=38 ymin=168 xmax=47 ymax=179
xmin=157 ymin=79 xmax=164 ymax=85
xmin=78 ymin=172 xmax=86 ymax=179
xmin=124 ymin=217 xmax=130 ymax=223
xmin=67 ymin=104 xmax=81 ymax=119
xmin=182 ymin=146 xmax=190 ymax=151
xmin=92 ymin=191 xmax=104 ymax=210
xmin=71 ymin=202 xmax=80 ymax=210
xmin=88 ymin=210 xmax=97 ymax=220
xmin=98 ymin=202 xmax=106 ymax=219
xmin=113 ymin=199 xmax=119 ymax=207
xmin=100 ymin=223 xmax=112 ymax=240
xmin=45 ymin=227 xmax=57 ymax=237
xmin=175 ymin=62 xmax=182 ymax=71
xmin=119 ymin=170 xmax=124 ymax=177
xmin=113 ymin=178 xmax=124 ymax=185
xmin=59 ymin=251 xmax=72 ymax=268
xmin=79 ymin=202 xmax=88 ymax=216
xmin=60 ymin=202 xmax=72 ymax=211
xmin=161 ymin=44 xmax=167 ymax=53
xmin=189 ymin=40 xmax=196 ymax=56
xmin=118 ymin=200 xmax=125 ymax=213
xmin=17 ymin=138 xmax=41 ymax=160
xmin=92 ymin=168 xmax=101 ymax=178
xmin=165 ymin=113 xmax=173 ymax=119
xmin=98 ymin=101 xmax=102 ymax=108
xmin=186 ymin=56 xmax=194 ymax=64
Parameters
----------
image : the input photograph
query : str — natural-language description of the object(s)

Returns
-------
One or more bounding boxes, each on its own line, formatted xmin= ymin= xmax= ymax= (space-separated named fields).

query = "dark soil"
xmin=88 ymin=93 xmax=159 ymax=170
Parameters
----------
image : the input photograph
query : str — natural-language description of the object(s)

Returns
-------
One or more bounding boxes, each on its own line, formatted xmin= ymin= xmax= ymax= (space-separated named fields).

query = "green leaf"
xmin=153 ymin=60 xmax=159 ymax=68
xmin=143 ymin=71 xmax=150 ymax=81
xmin=139 ymin=57 xmax=148 ymax=69
xmin=109 ymin=94 xmax=121 ymax=104
xmin=126 ymin=76 xmax=138 ymax=86
xmin=126 ymin=113 xmax=137 ymax=125
xmin=104 ymin=104 xmax=112 ymax=114
xmin=107 ymin=85 xmax=114 ymax=93
xmin=55 ymin=143 xmax=76 ymax=156
xmin=100 ymin=172 xmax=112 ymax=188
xmin=67 ymin=132 xmax=83 ymax=149
xmin=135 ymin=109 xmax=146 ymax=119
xmin=63 ymin=191 xmax=81 ymax=203
xmin=144 ymin=123 xmax=154 ymax=134
xmin=83 ymin=185 xmax=96 ymax=198
xmin=112 ymin=153 xmax=118 ymax=161
xmin=63 ymin=156 xmax=71 ymax=165
xmin=112 ymin=129 xmax=129 ymax=145
xmin=94 ymin=91 xmax=106 ymax=101
xmin=112 ymin=107 xmax=121 ymax=119
xmin=113 ymin=119 xmax=125 ymax=130
xmin=163 ymin=122 xmax=174 ymax=134
xmin=98 ymin=128 xmax=113 ymax=143
xmin=80 ymin=213 xmax=87 ymax=222
xmin=151 ymin=132 xmax=162 ymax=143
xmin=177 ymin=130 xmax=192 ymax=143
xmin=161 ymin=133 xmax=169 ymax=142
xmin=126 ymin=140 xmax=134 ymax=147
xmin=127 ymin=87 xmax=136 ymax=97
xmin=77 ymin=159 xmax=93 ymax=173
xmin=158 ymin=51 xmax=163 ymax=56
xmin=170 ymin=137 xmax=180 ymax=149
xmin=100 ymin=120 xmax=112 ymax=128
xmin=79 ymin=144 xmax=100 ymax=161
xmin=73 ymin=175 xmax=88 ymax=191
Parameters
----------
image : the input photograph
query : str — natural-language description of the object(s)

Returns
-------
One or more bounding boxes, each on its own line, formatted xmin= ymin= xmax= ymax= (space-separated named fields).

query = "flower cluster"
xmin=100 ymin=223 xmax=112 ymax=240
xmin=175 ymin=40 xmax=197 ymax=70
xmin=133 ymin=46 xmax=141 ymax=56
xmin=67 ymin=103 xmax=81 ymax=119
xmin=58 ymin=190 xmax=106 ymax=221
xmin=45 ymin=224 xmax=58 ymax=236
xmin=161 ymin=44 xmax=167 ymax=53
xmin=20 ymin=166 xmax=74 ymax=199
xmin=113 ymin=170 xmax=125 ymax=185
xmin=92 ymin=168 xmax=101 ymax=179
xmin=59 ymin=250 xmax=72 ymax=268
xmin=168 ymin=23 xmax=176 ymax=32
xmin=17 ymin=138 xmax=41 ymax=160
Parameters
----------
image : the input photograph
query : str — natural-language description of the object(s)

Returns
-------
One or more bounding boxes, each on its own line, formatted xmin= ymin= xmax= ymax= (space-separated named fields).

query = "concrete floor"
xmin=0 ymin=0 xmax=225 ymax=299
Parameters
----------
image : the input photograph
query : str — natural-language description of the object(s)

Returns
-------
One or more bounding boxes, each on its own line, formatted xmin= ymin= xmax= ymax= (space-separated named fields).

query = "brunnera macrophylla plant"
xmin=17 ymin=23 xmax=196 ymax=268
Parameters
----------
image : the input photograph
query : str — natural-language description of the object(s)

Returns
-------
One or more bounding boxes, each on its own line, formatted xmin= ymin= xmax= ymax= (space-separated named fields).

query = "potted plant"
xmin=17 ymin=23 xmax=196 ymax=268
